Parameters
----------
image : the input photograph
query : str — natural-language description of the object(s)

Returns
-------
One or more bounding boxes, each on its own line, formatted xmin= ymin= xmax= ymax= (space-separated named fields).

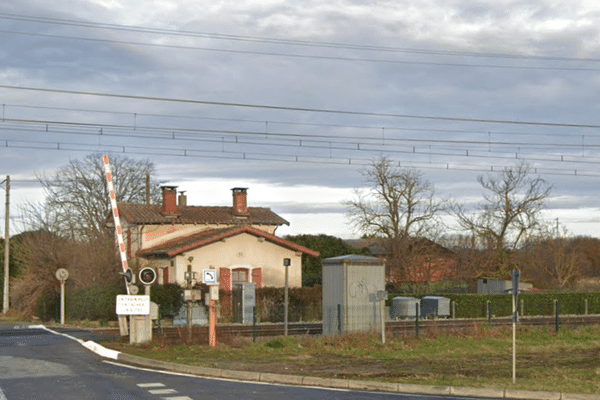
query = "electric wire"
xmin=2 ymin=12 xmax=598 ymax=63
xmin=2 ymin=84 xmax=600 ymax=129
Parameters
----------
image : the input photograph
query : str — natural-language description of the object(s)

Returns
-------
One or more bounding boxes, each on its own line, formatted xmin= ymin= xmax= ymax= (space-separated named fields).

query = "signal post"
xmin=116 ymin=267 xmax=156 ymax=345
xmin=203 ymin=269 xmax=219 ymax=348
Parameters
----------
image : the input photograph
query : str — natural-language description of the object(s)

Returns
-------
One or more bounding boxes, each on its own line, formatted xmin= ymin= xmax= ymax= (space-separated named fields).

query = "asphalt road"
xmin=0 ymin=322 xmax=499 ymax=400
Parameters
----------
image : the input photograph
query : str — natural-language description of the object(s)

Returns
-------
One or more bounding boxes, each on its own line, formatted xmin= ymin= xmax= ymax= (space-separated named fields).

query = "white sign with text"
xmin=116 ymin=295 xmax=150 ymax=315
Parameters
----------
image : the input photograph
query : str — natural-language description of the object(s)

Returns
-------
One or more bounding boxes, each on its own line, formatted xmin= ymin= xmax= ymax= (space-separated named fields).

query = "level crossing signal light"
xmin=119 ymin=269 xmax=133 ymax=284
xmin=139 ymin=267 xmax=157 ymax=285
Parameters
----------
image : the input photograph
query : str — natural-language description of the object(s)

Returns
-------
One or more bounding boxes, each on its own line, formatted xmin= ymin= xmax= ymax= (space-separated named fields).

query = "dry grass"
xmin=107 ymin=324 xmax=600 ymax=395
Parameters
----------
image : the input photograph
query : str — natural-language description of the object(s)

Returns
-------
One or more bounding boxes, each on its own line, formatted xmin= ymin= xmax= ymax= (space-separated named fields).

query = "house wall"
xmin=166 ymin=233 xmax=302 ymax=289
xmin=126 ymin=223 xmax=279 ymax=256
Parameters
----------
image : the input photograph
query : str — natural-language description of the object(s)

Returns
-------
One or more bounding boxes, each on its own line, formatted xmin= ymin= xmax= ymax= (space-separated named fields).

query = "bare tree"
xmin=10 ymin=231 xmax=121 ymax=318
xmin=345 ymin=157 xmax=446 ymax=288
xmin=453 ymin=162 xmax=551 ymax=278
xmin=21 ymin=153 xmax=162 ymax=239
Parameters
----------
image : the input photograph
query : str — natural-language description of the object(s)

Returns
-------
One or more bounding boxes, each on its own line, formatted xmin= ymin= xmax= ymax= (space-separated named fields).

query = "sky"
xmin=1 ymin=0 xmax=600 ymax=239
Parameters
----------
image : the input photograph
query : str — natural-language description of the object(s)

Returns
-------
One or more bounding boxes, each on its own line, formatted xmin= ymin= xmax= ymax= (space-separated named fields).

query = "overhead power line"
xmin=2 ymin=84 xmax=600 ymax=129
xmin=6 ymin=103 xmax=600 ymax=141
xmin=2 ymin=12 xmax=599 ymax=63
xmin=3 ymin=116 xmax=600 ymax=153
xmin=2 ymin=29 xmax=598 ymax=71
xmin=2 ymin=137 xmax=600 ymax=179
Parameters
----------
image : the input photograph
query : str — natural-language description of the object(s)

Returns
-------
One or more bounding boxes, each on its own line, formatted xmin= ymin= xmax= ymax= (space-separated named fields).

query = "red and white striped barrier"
xmin=103 ymin=154 xmax=132 ymax=294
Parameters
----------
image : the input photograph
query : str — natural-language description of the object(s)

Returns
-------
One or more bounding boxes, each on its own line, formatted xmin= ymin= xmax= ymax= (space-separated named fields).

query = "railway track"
xmin=144 ymin=315 xmax=600 ymax=345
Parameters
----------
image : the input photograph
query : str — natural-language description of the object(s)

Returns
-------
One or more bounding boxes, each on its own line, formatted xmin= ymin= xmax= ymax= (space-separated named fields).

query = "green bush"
xmin=35 ymin=292 xmax=59 ymax=321
xmin=150 ymin=283 xmax=184 ymax=318
xmin=66 ymin=283 xmax=122 ymax=321
xmin=418 ymin=292 xmax=600 ymax=319
xmin=39 ymin=283 xmax=184 ymax=323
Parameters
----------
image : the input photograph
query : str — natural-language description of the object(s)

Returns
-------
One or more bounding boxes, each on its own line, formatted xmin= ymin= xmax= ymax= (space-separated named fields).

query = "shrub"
xmin=35 ymin=292 xmax=59 ymax=321
xmin=150 ymin=283 xmax=184 ymax=318
xmin=66 ymin=283 xmax=122 ymax=321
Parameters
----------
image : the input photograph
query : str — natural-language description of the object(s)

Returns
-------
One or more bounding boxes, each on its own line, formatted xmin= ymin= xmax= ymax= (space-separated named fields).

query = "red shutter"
xmin=252 ymin=268 xmax=262 ymax=289
xmin=220 ymin=268 xmax=231 ymax=291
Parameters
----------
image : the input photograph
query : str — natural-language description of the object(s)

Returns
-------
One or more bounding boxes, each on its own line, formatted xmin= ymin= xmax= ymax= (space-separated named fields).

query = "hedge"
xmin=387 ymin=292 xmax=600 ymax=319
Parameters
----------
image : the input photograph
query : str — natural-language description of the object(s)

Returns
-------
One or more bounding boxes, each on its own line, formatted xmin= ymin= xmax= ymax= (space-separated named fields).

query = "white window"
xmin=232 ymin=268 xmax=248 ymax=284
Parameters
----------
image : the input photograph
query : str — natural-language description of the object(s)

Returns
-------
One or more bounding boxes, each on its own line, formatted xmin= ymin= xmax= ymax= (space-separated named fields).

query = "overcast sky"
xmin=1 ymin=0 xmax=600 ymax=239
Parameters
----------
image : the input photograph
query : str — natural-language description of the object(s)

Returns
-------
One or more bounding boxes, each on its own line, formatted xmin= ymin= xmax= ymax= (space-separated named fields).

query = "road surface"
xmin=0 ymin=322 xmax=502 ymax=399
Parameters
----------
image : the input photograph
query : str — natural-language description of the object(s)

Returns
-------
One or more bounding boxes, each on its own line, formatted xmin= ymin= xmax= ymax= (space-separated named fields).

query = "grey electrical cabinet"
xmin=232 ymin=282 xmax=256 ymax=324
xmin=391 ymin=297 xmax=420 ymax=319
xmin=321 ymin=255 xmax=386 ymax=335
xmin=421 ymin=296 xmax=450 ymax=318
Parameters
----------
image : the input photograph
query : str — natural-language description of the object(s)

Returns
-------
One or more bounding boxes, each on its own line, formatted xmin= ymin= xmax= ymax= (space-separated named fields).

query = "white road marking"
xmin=149 ymin=388 xmax=178 ymax=395
xmin=0 ymin=387 xmax=7 ymax=400
xmin=137 ymin=383 xmax=166 ymax=388
xmin=161 ymin=397 xmax=192 ymax=400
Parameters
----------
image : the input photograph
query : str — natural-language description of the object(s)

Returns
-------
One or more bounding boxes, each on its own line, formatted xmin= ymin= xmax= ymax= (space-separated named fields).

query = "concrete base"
xmin=118 ymin=315 xmax=128 ymax=336
xmin=129 ymin=315 xmax=152 ymax=345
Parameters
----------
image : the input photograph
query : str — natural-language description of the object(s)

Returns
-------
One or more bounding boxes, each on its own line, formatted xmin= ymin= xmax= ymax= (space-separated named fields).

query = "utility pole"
xmin=283 ymin=258 xmax=290 ymax=336
xmin=2 ymin=176 xmax=9 ymax=314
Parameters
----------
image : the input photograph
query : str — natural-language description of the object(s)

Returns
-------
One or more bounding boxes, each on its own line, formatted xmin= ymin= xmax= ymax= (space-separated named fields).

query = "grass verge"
xmin=106 ymin=325 xmax=600 ymax=395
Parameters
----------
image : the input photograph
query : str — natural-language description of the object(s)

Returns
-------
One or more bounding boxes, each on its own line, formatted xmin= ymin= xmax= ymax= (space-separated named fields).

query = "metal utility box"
xmin=421 ymin=296 xmax=450 ymax=318
xmin=391 ymin=297 xmax=420 ymax=319
xmin=477 ymin=278 xmax=533 ymax=294
xmin=172 ymin=303 xmax=208 ymax=327
xmin=321 ymin=255 xmax=386 ymax=335
xmin=232 ymin=282 xmax=256 ymax=325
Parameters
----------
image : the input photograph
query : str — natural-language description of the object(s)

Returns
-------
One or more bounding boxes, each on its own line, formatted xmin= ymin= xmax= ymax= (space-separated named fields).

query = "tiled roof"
xmin=138 ymin=225 xmax=319 ymax=258
xmin=117 ymin=203 xmax=289 ymax=226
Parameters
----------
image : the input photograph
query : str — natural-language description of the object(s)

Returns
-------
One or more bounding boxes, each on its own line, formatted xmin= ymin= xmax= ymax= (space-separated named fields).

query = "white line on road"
xmin=161 ymin=397 xmax=192 ymax=400
xmin=137 ymin=383 xmax=166 ymax=388
xmin=149 ymin=388 xmax=178 ymax=395
xmin=0 ymin=387 xmax=7 ymax=400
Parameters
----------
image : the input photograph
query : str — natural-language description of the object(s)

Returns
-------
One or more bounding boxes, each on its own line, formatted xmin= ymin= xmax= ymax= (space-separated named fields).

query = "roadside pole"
xmin=511 ymin=269 xmax=520 ymax=384
xmin=209 ymin=286 xmax=218 ymax=348
xmin=186 ymin=263 xmax=194 ymax=343
xmin=283 ymin=258 xmax=290 ymax=336
xmin=55 ymin=268 xmax=69 ymax=325
xmin=202 ymin=269 xmax=218 ymax=348
xmin=2 ymin=176 xmax=9 ymax=314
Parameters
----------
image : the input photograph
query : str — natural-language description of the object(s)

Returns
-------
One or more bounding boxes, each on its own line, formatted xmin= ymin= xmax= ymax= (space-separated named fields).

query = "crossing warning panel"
xmin=116 ymin=295 xmax=150 ymax=315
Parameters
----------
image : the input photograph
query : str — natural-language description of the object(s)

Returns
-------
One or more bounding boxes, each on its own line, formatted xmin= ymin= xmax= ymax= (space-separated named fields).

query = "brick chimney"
xmin=232 ymin=187 xmax=249 ymax=217
xmin=161 ymin=186 xmax=180 ymax=216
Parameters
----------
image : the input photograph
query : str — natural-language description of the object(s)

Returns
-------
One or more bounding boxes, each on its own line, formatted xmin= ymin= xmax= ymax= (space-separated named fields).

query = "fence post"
xmin=585 ymin=299 xmax=588 ymax=315
xmin=452 ymin=301 xmax=456 ymax=319
xmin=520 ymin=299 xmax=524 ymax=318
xmin=337 ymin=304 xmax=342 ymax=335
xmin=415 ymin=302 xmax=420 ymax=337
xmin=487 ymin=300 xmax=492 ymax=325
xmin=555 ymin=300 xmax=560 ymax=333
xmin=252 ymin=306 xmax=257 ymax=343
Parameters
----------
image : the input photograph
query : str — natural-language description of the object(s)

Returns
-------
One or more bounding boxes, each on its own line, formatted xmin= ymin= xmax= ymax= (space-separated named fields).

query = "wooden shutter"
xmin=220 ymin=268 xmax=231 ymax=291
xmin=251 ymin=268 xmax=262 ymax=289
xmin=163 ymin=266 xmax=169 ymax=285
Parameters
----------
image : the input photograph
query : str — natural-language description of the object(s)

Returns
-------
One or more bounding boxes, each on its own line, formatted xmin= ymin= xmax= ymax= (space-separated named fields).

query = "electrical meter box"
xmin=232 ymin=282 xmax=256 ymax=325
xmin=321 ymin=255 xmax=385 ymax=335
